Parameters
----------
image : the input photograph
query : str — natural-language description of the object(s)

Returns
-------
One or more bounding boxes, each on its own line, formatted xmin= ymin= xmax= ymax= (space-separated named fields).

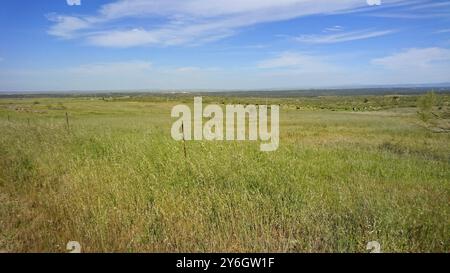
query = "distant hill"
xmin=1 ymin=86 xmax=450 ymax=98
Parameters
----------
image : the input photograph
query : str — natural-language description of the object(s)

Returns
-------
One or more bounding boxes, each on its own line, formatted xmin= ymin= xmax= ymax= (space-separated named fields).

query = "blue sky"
xmin=0 ymin=0 xmax=450 ymax=91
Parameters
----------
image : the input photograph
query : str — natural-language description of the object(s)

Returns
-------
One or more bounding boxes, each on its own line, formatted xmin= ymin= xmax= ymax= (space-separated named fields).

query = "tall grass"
xmin=0 ymin=96 xmax=448 ymax=252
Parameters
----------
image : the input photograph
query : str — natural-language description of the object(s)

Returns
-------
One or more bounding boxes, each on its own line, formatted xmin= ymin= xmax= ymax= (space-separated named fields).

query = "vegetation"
xmin=0 ymin=93 xmax=449 ymax=252
xmin=416 ymin=91 xmax=450 ymax=133
xmin=417 ymin=91 xmax=436 ymax=122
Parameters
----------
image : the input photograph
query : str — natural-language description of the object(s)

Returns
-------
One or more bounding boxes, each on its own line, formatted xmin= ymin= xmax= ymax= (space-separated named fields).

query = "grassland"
xmin=0 ymin=93 xmax=449 ymax=252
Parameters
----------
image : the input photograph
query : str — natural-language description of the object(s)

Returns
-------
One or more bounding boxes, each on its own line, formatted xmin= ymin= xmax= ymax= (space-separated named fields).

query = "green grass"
xmin=0 ymin=95 xmax=449 ymax=252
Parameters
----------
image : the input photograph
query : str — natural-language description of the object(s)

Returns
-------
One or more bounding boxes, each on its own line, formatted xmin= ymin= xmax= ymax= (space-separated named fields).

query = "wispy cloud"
xmin=47 ymin=14 xmax=92 ymax=39
xmin=367 ymin=47 xmax=450 ymax=84
xmin=435 ymin=29 xmax=450 ymax=34
xmin=364 ymin=0 xmax=450 ymax=19
xmin=407 ymin=1 xmax=450 ymax=10
xmin=47 ymin=0 xmax=407 ymax=47
xmin=257 ymin=52 xmax=337 ymax=72
xmin=366 ymin=12 xmax=450 ymax=19
xmin=173 ymin=66 xmax=201 ymax=73
xmin=372 ymin=47 xmax=450 ymax=69
xmin=295 ymin=29 xmax=397 ymax=44
xmin=323 ymin=25 xmax=344 ymax=32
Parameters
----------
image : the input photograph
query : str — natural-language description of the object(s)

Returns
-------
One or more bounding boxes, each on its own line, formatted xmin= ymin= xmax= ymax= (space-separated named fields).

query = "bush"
xmin=417 ymin=91 xmax=436 ymax=122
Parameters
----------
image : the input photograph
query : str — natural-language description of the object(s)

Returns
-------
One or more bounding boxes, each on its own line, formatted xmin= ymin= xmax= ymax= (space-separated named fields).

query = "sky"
xmin=0 ymin=0 xmax=450 ymax=92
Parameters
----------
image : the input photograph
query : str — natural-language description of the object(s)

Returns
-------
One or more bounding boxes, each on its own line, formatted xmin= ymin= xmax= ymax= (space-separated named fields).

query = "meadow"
xmin=0 ymin=92 xmax=449 ymax=252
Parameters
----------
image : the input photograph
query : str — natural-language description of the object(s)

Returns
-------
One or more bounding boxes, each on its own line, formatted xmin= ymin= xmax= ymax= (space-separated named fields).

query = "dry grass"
xmin=0 ymin=95 xmax=449 ymax=252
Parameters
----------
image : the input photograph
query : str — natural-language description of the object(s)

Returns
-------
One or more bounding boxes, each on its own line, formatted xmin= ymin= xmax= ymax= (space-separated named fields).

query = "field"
xmin=0 ymin=92 xmax=449 ymax=252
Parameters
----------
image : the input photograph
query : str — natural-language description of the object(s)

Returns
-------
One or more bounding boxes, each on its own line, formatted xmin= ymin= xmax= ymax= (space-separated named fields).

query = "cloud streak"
xmin=363 ymin=0 xmax=450 ymax=19
xmin=295 ymin=29 xmax=397 ymax=44
xmin=48 ymin=0 xmax=406 ymax=47
xmin=435 ymin=29 xmax=450 ymax=34
xmin=372 ymin=47 xmax=450 ymax=69
xmin=257 ymin=52 xmax=335 ymax=72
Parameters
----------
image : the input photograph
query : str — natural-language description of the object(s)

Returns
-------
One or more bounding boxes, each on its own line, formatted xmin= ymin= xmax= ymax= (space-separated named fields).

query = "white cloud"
xmin=47 ymin=15 xmax=92 ymax=39
xmin=257 ymin=52 xmax=334 ymax=72
xmin=48 ymin=0 xmax=406 ymax=47
xmin=407 ymin=1 xmax=450 ymax=10
xmin=366 ymin=12 xmax=450 ymax=19
xmin=88 ymin=29 xmax=161 ymax=48
xmin=368 ymin=47 xmax=450 ymax=84
xmin=174 ymin=66 xmax=201 ymax=73
xmin=295 ymin=29 xmax=397 ymax=44
xmin=435 ymin=29 xmax=450 ymax=34
xmin=255 ymin=52 xmax=358 ymax=87
xmin=372 ymin=47 xmax=450 ymax=69
xmin=96 ymin=0 xmax=370 ymax=19
xmin=255 ymin=48 xmax=450 ymax=87
xmin=364 ymin=0 xmax=450 ymax=19
xmin=324 ymin=25 xmax=344 ymax=32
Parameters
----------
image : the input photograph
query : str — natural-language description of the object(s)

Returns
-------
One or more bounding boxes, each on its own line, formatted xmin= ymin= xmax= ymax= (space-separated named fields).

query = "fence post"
xmin=182 ymin=121 xmax=187 ymax=158
xmin=65 ymin=112 xmax=70 ymax=132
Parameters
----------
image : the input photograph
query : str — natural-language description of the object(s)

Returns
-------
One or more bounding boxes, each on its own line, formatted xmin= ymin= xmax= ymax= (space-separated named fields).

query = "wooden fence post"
xmin=182 ymin=121 xmax=187 ymax=158
xmin=65 ymin=112 xmax=70 ymax=132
